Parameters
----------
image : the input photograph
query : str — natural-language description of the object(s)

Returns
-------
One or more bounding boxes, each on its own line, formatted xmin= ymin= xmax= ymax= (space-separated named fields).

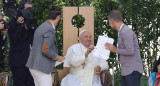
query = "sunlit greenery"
xmin=0 ymin=0 xmax=160 ymax=86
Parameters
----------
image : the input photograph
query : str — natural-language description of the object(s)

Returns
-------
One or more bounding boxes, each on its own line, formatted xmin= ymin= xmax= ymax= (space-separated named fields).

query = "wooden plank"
xmin=79 ymin=7 xmax=94 ymax=45
xmin=63 ymin=7 xmax=78 ymax=56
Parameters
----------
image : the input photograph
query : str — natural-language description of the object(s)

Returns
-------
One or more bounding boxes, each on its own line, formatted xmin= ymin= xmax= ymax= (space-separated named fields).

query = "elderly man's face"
xmin=79 ymin=31 xmax=92 ymax=48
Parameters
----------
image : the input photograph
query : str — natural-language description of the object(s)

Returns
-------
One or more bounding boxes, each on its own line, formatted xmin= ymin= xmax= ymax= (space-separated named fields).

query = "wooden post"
xmin=63 ymin=7 xmax=78 ymax=56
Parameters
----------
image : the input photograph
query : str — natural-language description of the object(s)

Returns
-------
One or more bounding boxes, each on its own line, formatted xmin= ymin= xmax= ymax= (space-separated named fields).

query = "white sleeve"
xmin=148 ymin=75 xmax=153 ymax=86
xmin=99 ymin=58 xmax=108 ymax=71
xmin=63 ymin=47 xmax=72 ymax=67
xmin=70 ymin=54 xmax=85 ymax=67
xmin=64 ymin=46 xmax=85 ymax=67
xmin=3 ymin=36 xmax=6 ymax=40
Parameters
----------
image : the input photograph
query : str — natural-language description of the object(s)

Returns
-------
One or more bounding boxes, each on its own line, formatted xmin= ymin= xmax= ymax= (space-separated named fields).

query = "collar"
xmin=119 ymin=23 xmax=124 ymax=32
xmin=46 ymin=20 xmax=55 ymax=30
xmin=118 ymin=24 xmax=124 ymax=37
xmin=79 ymin=43 xmax=88 ymax=49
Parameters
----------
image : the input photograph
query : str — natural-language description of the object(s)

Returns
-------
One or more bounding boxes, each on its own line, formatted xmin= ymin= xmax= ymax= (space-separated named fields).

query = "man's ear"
xmin=110 ymin=19 xmax=114 ymax=23
xmin=78 ymin=37 xmax=81 ymax=42
xmin=56 ymin=15 xmax=61 ymax=20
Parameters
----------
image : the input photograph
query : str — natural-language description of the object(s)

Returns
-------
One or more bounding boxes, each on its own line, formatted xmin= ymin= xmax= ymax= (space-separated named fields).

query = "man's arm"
xmin=0 ymin=21 xmax=7 ymax=46
xmin=0 ymin=30 xmax=7 ymax=46
xmin=41 ymin=30 xmax=58 ymax=60
xmin=8 ymin=17 xmax=25 ymax=45
xmin=116 ymin=30 xmax=135 ymax=55
xmin=105 ymin=30 xmax=134 ymax=56
xmin=64 ymin=45 xmax=86 ymax=67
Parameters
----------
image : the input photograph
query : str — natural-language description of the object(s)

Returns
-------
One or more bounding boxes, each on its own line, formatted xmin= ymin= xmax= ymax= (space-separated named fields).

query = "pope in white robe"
xmin=61 ymin=30 xmax=108 ymax=86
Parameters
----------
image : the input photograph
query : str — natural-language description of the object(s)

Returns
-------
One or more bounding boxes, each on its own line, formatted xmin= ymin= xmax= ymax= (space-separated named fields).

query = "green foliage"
xmin=72 ymin=14 xmax=85 ymax=29
xmin=0 ymin=0 xmax=160 ymax=85
xmin=114 ymin=68 xmax=121 ymax=86
xmin=114 ymin=70 xmax=149 ymax=86
xmin=92 ymin=0 xmax=160 ymax=76
xmin=140 ymin=75 xmax=148 ymax=86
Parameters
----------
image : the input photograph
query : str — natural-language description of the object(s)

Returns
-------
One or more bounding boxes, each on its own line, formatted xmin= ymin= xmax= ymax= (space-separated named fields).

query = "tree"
xmin=0 ymin=0 xmax=160 ymax=85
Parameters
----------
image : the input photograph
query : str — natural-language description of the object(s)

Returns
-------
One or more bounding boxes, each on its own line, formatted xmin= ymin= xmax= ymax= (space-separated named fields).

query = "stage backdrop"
xmin=63 ymin=7 xmax=94 ymax=56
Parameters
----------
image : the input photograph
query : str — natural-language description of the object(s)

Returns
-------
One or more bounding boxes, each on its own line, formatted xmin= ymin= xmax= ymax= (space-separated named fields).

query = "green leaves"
xmin=1 ymin=0 xmax=160 ymax=85
xmin=72 ymin=14 xmax=85 ymax=29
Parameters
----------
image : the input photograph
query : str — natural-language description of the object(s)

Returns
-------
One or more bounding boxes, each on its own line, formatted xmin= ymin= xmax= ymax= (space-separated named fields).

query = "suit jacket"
xmin=8 ymin=19 xmax=35 ymax=67
xmin=26 ymin=22 xmax=58 ymax=74
xmin=116 ymin=24 xmax=143 ymax=76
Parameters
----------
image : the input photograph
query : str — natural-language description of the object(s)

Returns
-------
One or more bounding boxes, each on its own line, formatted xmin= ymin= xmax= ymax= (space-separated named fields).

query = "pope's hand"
xmin=94 ymin=66 xmax=101 ymax=72
xmin=85 ymin=45 xmax=94 ymax=58
xmin=56 ymin=56 xmax=64 ymax=62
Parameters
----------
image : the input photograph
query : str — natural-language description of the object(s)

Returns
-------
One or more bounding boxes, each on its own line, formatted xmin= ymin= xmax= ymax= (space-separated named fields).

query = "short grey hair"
xmin=108 ymin=10 xmax=122 ymax=22
xmin=0 ymin=12 xmax=4 ymax=17
xmin=79 ymin=30 xmax=87 ymax=38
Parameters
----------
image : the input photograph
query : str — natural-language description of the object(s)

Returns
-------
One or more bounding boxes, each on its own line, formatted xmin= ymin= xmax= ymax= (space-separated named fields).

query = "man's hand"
xmin=0 ymin=21 xmax=4 ymax=30
xmin=56 ymin=56 xmax=64 ymax=62
xmin=17 ymin=16 xmax=24 ymax=24
xmin=85 ymin=45 xmax=94 ymax=58
xmin=1 ymin=29 xmax=8 ymax=36
xmin=94 ymin=66 xmax=101 ymax=72
xmin=105 ymin=43 xmax=116 ymax=53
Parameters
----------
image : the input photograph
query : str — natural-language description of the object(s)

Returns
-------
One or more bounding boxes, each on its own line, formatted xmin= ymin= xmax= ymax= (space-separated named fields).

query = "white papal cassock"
xmin=61 ymin=43 xmax=108 ymax=86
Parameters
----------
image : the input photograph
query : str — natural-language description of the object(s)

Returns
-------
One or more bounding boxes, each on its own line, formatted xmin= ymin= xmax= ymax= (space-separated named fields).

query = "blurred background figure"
xmin=7 ymin=0 xmax=37 ymax=86
xmin=148 ymin=57 xmax=160 ymax=86
xmin=0 ymin=12 xmax=8 ymax=72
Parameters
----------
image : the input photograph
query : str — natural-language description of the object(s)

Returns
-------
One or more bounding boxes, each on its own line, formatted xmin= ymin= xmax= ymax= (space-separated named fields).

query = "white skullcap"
xmin=79 ymin=30 xmax=87 ymax=38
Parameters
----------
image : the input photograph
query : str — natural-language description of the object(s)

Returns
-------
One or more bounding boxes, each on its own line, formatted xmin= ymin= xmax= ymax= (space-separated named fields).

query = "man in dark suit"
xmin=8 ymin=0 xmax=36 ymax=86
xmin=0 ymin=12 xmax=8 ymax=72
xmin=105 ymin=10 xmax=143 ymax=86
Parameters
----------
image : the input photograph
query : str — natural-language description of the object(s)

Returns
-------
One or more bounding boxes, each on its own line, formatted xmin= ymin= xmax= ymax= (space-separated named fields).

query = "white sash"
xmin=69 ymin=67 xmax=94 ymax=86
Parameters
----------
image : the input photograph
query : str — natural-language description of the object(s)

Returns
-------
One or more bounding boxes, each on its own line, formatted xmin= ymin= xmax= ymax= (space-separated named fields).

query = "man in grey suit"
xmin=26 ymin=6 xmax=64 ymax=86
xmin=105 ymin=10 xmax=143 ymax=86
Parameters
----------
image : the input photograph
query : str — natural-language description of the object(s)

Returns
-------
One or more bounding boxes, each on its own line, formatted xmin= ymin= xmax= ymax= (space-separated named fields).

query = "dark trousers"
xmin=0 ymin=55 xmax=5 ymax=72
xmin=10 ymin=66 xmax=35 ymax=86
xmin=121 ymin=71 xmax=142 ymax=86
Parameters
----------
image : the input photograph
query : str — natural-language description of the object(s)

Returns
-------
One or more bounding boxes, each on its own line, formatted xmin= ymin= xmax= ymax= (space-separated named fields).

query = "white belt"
xmin=69 ymin=68 xmax=84 ymax=77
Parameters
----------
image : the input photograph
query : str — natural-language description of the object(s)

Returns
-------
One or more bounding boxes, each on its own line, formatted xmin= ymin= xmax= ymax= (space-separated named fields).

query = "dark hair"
xmin=20 ymin=0 xmax=32 ymax=6
xmin=19 ymin=0 xmax=32 ymax=9
xmin=153 ymin=56 xmax=160 ymax=72
xmin=48 ymin=6 xmax=61 ymax=20
xmin=108 ymin=10 xmax=122 ymax=22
